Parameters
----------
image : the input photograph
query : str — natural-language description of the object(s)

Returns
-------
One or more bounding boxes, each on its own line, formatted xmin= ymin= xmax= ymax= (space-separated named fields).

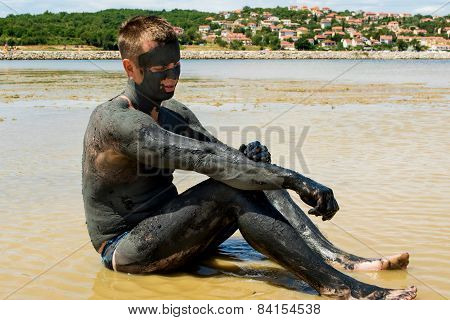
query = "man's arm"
xmin=162 ymin=99 xmax=272 ymax=163
xmin=161 ymin=100 xmax=337 ymax=219
xmin=109 ymin=106 xmax=338 ymax=220
xmin=161 ymin=99 xmax=242 ymax=153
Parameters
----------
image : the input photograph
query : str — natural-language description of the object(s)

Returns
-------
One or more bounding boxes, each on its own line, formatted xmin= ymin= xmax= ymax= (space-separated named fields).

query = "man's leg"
xmin=264 ymin=189 xmax=409 ymax=271
xmin=113 ymin=178 xmax=416 ymax=299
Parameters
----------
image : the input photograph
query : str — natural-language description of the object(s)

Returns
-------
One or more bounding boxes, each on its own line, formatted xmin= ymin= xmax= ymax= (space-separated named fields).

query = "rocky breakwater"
xmin=1 ymin=50 xmax=449 ymax=60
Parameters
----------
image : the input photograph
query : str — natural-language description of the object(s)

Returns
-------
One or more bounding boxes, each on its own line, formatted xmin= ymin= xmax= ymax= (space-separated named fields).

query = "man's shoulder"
xmin=162 ymin=98 xmax=191 ymax=112
xmin=91 ymin=94 xmax=128 ymax=117
xmin=161 ymin=99 xmax=197 ymax=120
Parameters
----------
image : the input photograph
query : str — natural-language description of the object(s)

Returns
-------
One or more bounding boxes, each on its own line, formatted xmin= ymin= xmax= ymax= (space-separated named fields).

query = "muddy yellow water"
xmin=0 ymin=65 xmax=449 ymax=300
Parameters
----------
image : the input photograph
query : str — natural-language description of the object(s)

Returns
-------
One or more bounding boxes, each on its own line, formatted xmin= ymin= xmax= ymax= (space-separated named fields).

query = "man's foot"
xmin=349 ymin=252 xmax=409 ymax=271
xmin=319 ymin=283 xmax=417 ymax=300
xmin=319 ymin=285 xmax=351 ymax=300
xmin=350 ymin=285 xmax=417 ymax=300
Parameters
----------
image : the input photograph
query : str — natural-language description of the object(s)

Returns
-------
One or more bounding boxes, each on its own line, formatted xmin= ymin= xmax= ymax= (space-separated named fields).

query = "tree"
xmin=210 ymin=22 xmax=220 ymax=30
xmin=214 ymin=37 xmax=227 ymax=48
xmin=268 ymin=36 xmax=280 ymax=50
xmin=242 ymin=6 xmax=252 ymax=15
xmin=295 ymin=37 xmax=313 ymax=50
xmin=0 ymin=8 xmax=217 ymax=49
xmin=233 ymin=27 xmax=245 ymax=34
xmin=397 ymin=39 xmax=408 ymax=51
xmin=230 ymin=40 xmax=244 ymax=50
xmin=410 ymin=39 xmax=423 ymax=51
xmin=336 ymin=41 xmax=344 ymax=51
xmin=251 ymin=34 xmax=263 ymax=46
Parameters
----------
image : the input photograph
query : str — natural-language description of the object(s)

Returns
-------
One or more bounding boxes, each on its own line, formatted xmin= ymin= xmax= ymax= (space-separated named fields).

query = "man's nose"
xmin=165 ymin=65 xmax=180 ymax=80
xmin=165 ymin=69 xmax=176 ymax=79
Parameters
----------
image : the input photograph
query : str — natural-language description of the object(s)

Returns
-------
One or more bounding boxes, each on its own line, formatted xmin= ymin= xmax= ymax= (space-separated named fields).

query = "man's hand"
xmin=299 ymin=185 xmax=339 ymax=221
xmin=239 ymin=140 xmax=271 ymax=163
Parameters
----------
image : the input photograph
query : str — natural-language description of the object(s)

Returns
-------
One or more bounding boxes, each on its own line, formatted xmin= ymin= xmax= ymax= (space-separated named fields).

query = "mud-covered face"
xmin=136 ymin=40 xmax=181 ymax=103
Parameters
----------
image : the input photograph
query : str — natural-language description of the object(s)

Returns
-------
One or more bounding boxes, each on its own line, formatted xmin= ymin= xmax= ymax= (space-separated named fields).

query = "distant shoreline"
xmin=1 ymin=50 xmax=449 ymax=60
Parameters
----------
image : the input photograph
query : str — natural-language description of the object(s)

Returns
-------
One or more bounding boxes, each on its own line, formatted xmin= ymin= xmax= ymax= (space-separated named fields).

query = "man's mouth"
xmin=163 ymin=85 xmax=176 ymax=92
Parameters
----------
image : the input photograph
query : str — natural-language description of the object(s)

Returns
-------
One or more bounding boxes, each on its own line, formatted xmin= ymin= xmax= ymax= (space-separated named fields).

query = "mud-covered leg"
xmin=264 ymin=189 xmax=409 ymax=271
xmin=112 ymin=187 xmax=238 ymax=274
xmin=113 ymin=179 xmax=350 ymax=297
xmin=237 ymin=189 xmax=416 ymax=299
xmin=114 ymin=179 xmax=416 ymax=299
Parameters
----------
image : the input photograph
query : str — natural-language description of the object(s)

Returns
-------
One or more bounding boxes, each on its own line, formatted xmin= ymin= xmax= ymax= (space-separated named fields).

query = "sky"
xmin=0 ymin=0 xmax=449 ymax=18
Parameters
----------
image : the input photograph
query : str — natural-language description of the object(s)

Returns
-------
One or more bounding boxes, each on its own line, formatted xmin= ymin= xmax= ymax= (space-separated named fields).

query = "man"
xmin=82 ymin=16 xmax=415 ymax=299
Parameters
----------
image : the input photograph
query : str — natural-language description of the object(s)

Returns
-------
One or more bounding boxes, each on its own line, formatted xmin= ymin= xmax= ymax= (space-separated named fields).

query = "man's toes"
xmin=385 ymin=286 xmax=417 ymax=300
xmin=320 ymin=287 xmax=351 ymax=300
xmin=382 ymin=252 xmax=410 ymax=270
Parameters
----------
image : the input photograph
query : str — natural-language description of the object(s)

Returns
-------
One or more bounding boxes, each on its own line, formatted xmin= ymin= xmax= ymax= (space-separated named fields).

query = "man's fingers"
xmin=322 ymin=199 xmax=339 ymax=221
xmin=252 ymin=151 xmax=270 ymax=161
xmin=242 ymin=141 xmax=271 ymax=163
xmin=247 ymin=141 xmax=261 ymax=151
xmin=308 ymin=208 xmax=321 ymax=217
xmin=246 ymin=147 xmax=261 ymax=157
xmin=301 ymin=193 xmax=316 ymax=208
xmin=334 ymin=198 xmax=340 ymax=212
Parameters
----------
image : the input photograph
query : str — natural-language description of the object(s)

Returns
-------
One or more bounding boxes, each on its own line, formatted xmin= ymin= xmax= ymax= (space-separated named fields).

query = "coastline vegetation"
xmin=0 ymin=7 xmax=448 ymax=51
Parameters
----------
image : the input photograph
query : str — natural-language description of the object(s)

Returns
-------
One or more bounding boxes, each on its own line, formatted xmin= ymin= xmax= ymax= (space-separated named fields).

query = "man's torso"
xmin=82 ymin=95 xmax=193 ymax=251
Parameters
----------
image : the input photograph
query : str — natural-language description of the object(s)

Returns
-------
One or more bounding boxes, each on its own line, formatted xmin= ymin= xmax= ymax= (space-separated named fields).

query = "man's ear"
xmin=122 ymin=58 xmax=138 ymax=79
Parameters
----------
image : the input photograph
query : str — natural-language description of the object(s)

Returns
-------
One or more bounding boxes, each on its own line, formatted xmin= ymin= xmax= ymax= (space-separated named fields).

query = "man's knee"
xmin=112 ymin=233 xmax=158 ymax=271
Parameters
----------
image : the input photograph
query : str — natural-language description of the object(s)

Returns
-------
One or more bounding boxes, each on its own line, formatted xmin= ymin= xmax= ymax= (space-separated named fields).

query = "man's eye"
xmin=148 ymin=62 xmax=180 ymax=73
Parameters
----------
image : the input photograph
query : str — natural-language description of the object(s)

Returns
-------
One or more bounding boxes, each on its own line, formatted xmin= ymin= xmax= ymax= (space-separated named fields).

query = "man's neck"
xmin=123 ymin=78 xmax=161 ymax=121
xmin=150 ymin=108 xmax=159 ymax=123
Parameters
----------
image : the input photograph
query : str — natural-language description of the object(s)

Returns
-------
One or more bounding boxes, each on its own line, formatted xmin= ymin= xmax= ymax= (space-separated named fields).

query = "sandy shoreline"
xmin=1 ymin=69 xmax=448 ymax=107
xmin=1 ymin=50 xmax=450 ymax=60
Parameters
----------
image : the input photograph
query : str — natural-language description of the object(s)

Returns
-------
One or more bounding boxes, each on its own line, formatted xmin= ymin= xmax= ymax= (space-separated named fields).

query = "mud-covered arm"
xmin=110 ymin=107 xmax=339 ymax=220
xmin=113 ymin=108 xmax=304 ymax=188
xmin=162 ymin=99 xmax=267 ymax=162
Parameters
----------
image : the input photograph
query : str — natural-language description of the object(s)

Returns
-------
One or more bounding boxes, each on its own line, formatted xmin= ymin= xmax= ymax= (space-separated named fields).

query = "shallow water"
xmin=0 ymin=60 xmax=449 ymax=300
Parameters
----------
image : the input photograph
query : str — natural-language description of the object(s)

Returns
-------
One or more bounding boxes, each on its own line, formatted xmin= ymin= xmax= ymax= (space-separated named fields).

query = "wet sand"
xmin=1 ymin=69 xmax=449 ymax=107
xmin=0 ymin=62 xmax=449 ymax=300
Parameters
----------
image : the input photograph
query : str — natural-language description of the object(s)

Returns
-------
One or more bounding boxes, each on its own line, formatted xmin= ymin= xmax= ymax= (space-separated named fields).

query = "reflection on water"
xmin=90 ymin=238 xmax=315 ymax=300
xmin=0 ymin=60 xmax=449 ymax=300
xmin=0 ymin=59 xmax=449 ymax=86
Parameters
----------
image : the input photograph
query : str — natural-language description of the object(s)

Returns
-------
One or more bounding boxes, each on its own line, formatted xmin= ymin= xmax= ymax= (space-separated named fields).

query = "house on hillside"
xmin=270 ymin=24 xmax=282 ymax=32
xmin=364 ymin=12 xmax=377 ymax=21
xmin=281 ymin=19 xmax=292 ymax=26
xmin=296 ymin=27 xmax=309 ymax=36
xmin=380 ymin=35 xmax=393 ymax=44
xmin=314 ymin=34 xmax=327 ymax=42
xmin=413 ymin=29 xmax=427 ymax=35
xmin=321 ymin=40 xmax=336 ymax=48
xmin=280 ymin=41 xmax=296 ymax=50
xmin=224 ymin=33 xmax=252 ymax=45
xmin=198 ymin=25 xmax=211 ymax=33
xmin=347 ymin=18 xmax=363 ymax=26
xmin=279 ymin=29 xmax=296 ymax=39
xmin=320 ymin=19 xmax=332 ymax=29
xmin=341 ymin=38 xmax=352 ymax=48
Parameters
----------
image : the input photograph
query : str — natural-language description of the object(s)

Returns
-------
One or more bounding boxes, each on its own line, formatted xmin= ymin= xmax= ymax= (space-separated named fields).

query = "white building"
xmin=320 ymin=19 xmax=332 ymax=29
xmin=280 ymin=19 xmax=292 ymax=26
xmin=198 ymin=25 xmax=211 ymax=33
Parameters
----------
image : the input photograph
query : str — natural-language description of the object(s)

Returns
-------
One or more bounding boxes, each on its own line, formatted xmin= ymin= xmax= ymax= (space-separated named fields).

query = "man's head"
xmin=119 ymin=16 xmax=181 ymax=104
